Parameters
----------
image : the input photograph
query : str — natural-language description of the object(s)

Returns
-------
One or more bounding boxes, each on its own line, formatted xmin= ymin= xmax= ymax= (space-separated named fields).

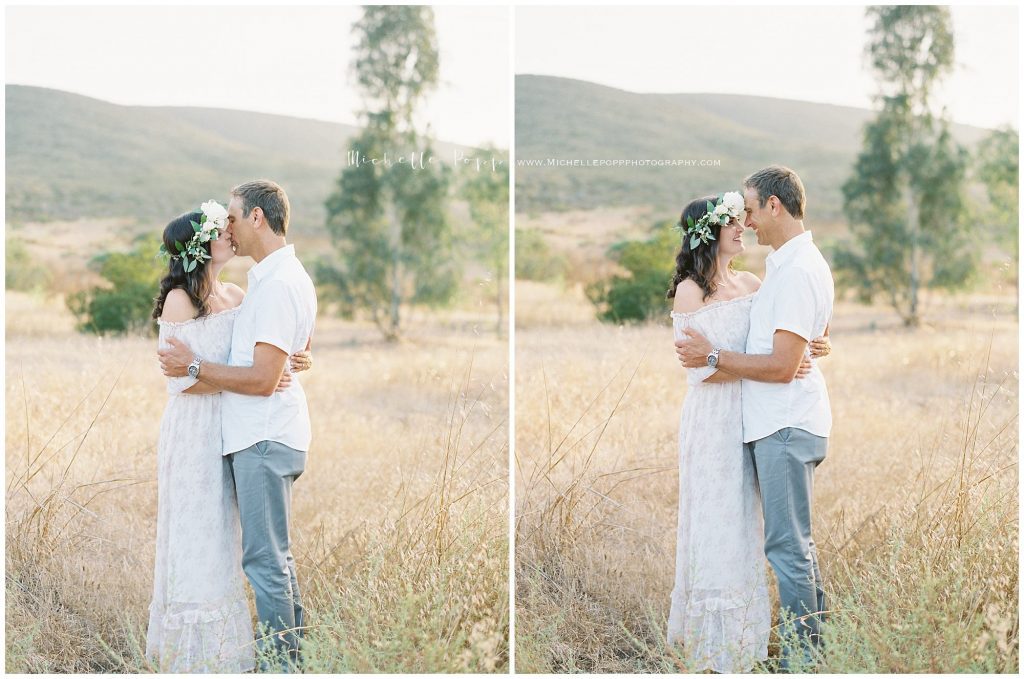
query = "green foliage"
xmin=5 ymin=236 xmax=52 ymax=292
xmin=586 ymin=222 xmax=677 ymax=324
xmin=833 ymin=6 xmax=973 ymax=326
xmin=66 ymin=236 xmax=163 ymax=335
xmin=974 ymin=127 xmax=1019 ymax=262
xmin=461 ymin=147 xmax=509 ymax=334
xmin=515 ymin=228 xmax=566 ymax=282
xmin=320 ymin=7 xmax=455 ymax=341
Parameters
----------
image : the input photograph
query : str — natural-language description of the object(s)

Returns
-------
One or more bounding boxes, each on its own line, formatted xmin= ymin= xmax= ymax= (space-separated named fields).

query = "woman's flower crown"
xmin=157 ymin=200 xmax=228 ymax=272
xmin=676 ymin=191 xmax=745 ymax=250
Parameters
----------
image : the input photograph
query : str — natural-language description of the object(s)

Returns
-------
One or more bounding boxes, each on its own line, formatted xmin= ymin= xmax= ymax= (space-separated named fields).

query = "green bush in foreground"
xmin=66 ymin=236 xmax=163 ymax=335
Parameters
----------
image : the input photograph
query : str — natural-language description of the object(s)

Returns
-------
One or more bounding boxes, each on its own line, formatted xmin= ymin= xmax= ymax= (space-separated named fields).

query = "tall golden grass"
xmin=5 ymin=291 xmax=509 ymax=673
xmin=514 ymin=282 xmax=1018 ymax=673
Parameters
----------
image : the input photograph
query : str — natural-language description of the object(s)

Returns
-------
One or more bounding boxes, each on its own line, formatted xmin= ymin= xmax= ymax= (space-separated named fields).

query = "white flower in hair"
xmin=156 ymin=199 xmax=226 ymax=273
xmin=676 ymin=191 xmax=745 ymax=250
xmin=722 ymin=191 xmax=745 ymax=216
xmin=200 ymin=200 xmax=227 ymax=232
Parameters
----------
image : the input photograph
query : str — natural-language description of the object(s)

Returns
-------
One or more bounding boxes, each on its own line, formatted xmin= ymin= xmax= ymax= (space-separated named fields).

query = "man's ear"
xmin=768 ymin=195 xmax=780 ymax=216
xmin=252 ymin=206 xmax=264 ymax=230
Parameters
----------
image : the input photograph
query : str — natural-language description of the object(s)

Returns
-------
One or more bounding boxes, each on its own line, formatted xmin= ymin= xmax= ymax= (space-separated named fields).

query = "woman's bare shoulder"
xmin=160 ymin=288 xmax=198 ymax=322
xmin=737 ymin=270 xmax=762 ymax=293
xmin=223 ymin=282 xmax=246 ymax=304
xmin=671 ymin=279 xmax=706 ymax=314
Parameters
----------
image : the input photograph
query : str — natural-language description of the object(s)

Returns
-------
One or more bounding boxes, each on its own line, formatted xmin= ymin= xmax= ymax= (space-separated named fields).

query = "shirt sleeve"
xmin=250 ymin=281 xmax=298 ymax=355
xmin=158 ymin=322 xmax=199 ymax=395
xmin=772 ymin=267 xmax=819 ymax=342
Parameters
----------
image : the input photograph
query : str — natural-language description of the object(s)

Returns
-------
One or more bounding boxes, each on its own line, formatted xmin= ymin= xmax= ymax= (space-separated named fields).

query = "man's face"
xmin=743 ymin=186 xmax=772 ymax=247
xmin=226 ymin=196 xmax=250 ymax=256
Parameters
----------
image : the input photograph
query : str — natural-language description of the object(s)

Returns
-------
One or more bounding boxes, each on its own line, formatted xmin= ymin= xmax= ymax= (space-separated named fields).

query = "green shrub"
xmin=515 ymin=228 xmax=566 ymax=281
xmin=586 ymin=221 xmax=677 ymax=324
xmin=6 ymin=236 xmax=52 ymax=292
xmin=67 ymin=236 xmax=163 ymax=335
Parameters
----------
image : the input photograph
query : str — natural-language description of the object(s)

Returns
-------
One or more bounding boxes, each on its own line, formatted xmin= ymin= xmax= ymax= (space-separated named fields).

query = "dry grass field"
xmin=5 ymin=290 xmax=509 ymax=673
xmin=514 ymin=280 xmax=1018 ymax=673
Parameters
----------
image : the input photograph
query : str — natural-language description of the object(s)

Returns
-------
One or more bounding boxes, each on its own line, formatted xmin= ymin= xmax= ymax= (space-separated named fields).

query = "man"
xmin=675 ymin=165 xmax=834 ymax=669
xmin=159 ymin=180 xmax=317 ymax=667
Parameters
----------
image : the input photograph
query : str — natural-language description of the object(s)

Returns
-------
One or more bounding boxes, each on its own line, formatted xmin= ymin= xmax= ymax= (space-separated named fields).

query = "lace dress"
xmin=146 ymin=307 xmax=254 ymax=673
xmin=667 ymin=294 xmax=770 ymax=673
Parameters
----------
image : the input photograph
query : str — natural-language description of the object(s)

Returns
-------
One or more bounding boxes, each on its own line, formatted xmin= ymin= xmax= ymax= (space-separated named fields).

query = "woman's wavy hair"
xmin=667 ymin=195 xmax=733 ymax=301
xmin=152 ymin=211 xmax=214 ymax=320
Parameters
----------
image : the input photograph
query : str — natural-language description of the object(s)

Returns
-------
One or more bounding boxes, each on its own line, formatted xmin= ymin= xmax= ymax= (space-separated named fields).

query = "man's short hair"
xmin=232 ymin=180 xmax=290 ymax=236
xmin=743 ymin=165 xmax=806 ymax=219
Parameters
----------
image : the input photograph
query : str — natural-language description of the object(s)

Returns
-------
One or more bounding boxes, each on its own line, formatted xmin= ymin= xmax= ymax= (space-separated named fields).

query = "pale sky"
xmin=5 ymin=5 xmax=510 ymax=148
xmin=515 ymin=5 xmax=1019 ymax=131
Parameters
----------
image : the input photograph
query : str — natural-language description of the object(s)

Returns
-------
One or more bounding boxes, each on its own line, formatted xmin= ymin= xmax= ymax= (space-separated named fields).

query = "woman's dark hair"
xmin=152 ymin=211 xmax=214 ymax=320
xmin=667 ymin=195 xmax=731 ymax=301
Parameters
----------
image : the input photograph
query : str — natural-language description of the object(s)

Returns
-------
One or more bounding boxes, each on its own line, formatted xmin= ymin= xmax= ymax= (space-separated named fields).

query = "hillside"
xmin=515 ymin=75 xmax=991 ymax=220
xmin=5 ymin=85 xmax=470 ymax=230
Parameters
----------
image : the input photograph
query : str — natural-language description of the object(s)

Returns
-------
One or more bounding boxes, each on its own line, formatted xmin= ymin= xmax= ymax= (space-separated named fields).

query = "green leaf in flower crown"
xmin=706 ymin=201 xmax=715 ymax=213
xmin=175 ymin=241 xmax=185 ymax=253
xmin=690 ymin=235 xmax=700 ymax=250
xmin=186 ymin=258 xmax=197 ymax=273
xmin=708 ymin=232 xmax=716 ymax=241
xmin=686 ymin=216 xmax=695 ymax=228
xmin=191 ymin=220 xmax=201 ymax=232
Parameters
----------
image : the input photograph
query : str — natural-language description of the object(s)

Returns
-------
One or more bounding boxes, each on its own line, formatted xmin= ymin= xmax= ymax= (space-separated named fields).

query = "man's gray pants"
xmin=746 ymin=427 xmax=827 ymax=663
xmin=230 ymin=440 xmax=306 ymax=664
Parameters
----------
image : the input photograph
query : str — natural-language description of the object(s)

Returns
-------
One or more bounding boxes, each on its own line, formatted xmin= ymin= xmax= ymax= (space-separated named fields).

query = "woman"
xmin=145 ymin=202 xmax=311 ymax=673
xmin=666 ymin=192 xmax=829 ymax=672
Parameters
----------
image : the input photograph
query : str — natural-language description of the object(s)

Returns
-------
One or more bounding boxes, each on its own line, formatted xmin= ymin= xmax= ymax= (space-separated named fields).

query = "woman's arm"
xmin=183 ymin=382 xmax=221 ymax=395
xmin=289 ymin=337 xmax=313 ymax=373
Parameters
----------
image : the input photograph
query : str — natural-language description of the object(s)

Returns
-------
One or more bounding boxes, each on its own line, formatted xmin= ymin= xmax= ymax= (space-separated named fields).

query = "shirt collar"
xmin=765 ymin=231 xmax=813 ymax=272
xmin=247 ymin=244 xmax=295 ymax=284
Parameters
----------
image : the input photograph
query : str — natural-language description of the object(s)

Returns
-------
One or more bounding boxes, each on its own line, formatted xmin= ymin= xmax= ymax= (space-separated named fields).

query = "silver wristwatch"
xmin=707 ymin=348 xmax=721 ymax=368
xmin=187 ymin=356 xmax=203 ymax=379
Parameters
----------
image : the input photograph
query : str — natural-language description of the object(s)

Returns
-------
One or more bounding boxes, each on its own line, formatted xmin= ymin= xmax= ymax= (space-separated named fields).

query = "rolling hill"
xmin=515 ymin=75 xmax=992 ymax=221
xmin=5 ymin=85 xmax=470 ymax=230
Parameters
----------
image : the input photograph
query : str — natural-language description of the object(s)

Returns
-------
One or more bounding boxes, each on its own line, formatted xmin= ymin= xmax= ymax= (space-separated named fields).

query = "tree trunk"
xmin=905 ymin=183 xmax=920 ymax=327
xmin=495 ymin=258 xmax=505 ymax=339
xmin=387 ymin=200 xmax=402 ymax=342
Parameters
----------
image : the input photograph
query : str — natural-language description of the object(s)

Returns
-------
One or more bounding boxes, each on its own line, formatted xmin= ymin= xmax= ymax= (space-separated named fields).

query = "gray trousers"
xmin=746 ymin=427 xmax=827 ymax=661
xmin=229 ymin=440 xmax=306 ymax=664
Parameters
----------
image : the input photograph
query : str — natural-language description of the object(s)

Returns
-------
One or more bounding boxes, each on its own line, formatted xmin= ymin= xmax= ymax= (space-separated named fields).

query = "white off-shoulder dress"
xmin=667 ymin=294 xmax=770 ymax=673
xmin=146 ymin=306 xmax=254 ymax=673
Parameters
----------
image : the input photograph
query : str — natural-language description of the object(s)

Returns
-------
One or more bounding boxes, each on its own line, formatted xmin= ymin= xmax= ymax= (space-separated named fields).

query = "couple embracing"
xmin=146 ymin=180 xmax=317 ymax=672
xmin=668 ymin=166 xmax=834 ymax=672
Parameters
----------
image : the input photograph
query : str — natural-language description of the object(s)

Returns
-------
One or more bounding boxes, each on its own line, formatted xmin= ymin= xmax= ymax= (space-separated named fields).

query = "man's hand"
xmin=795 ymin=354 xmax=812 ymax=379
xmin=158 ymin=337 xmax=195 ymax=377
xmin=675 ymin=328 xmax=714 ymax=368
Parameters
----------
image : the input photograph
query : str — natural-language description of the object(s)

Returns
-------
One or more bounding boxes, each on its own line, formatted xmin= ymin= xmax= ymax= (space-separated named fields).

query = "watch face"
xmin=708 ymin=355 xmax=718 ymax=368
